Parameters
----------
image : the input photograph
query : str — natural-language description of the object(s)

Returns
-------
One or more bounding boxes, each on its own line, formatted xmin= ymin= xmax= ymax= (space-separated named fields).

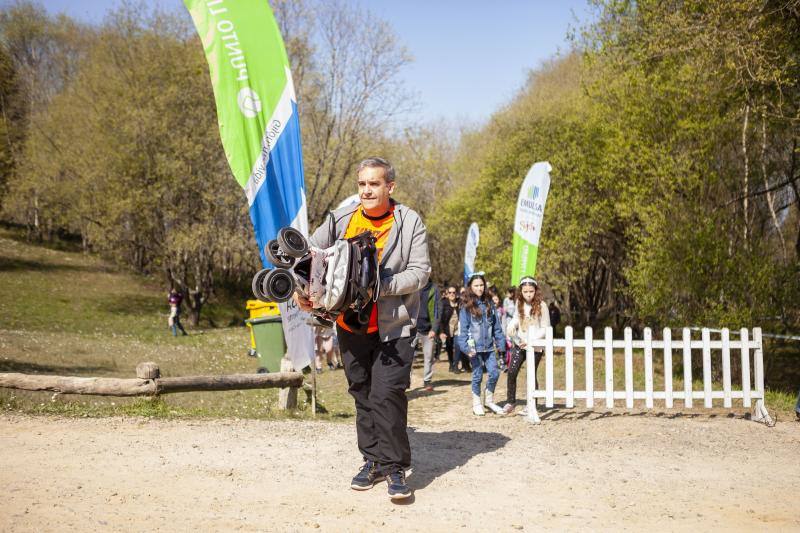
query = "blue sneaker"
xmin=386 ymin=470 xmax=411 ymax=500
xmin=350 ymin=460 xmax=384 ymax=490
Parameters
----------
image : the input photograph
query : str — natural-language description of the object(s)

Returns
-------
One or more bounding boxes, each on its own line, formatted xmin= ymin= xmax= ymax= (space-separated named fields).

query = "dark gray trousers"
xmin=337 ymin=326 xmax=415 ymax=475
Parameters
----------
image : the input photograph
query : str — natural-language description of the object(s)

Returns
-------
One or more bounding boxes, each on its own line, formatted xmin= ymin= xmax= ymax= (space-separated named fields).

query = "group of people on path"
xmin=418 ymin=273 xmax=560 ymax=417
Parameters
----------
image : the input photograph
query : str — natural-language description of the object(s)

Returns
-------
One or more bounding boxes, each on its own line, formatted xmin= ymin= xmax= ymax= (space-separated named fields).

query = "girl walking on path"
xmin=457 ymin=273 xmax=506 ymax=416
xmin=503 ymin=277 xmax=550 ymax=415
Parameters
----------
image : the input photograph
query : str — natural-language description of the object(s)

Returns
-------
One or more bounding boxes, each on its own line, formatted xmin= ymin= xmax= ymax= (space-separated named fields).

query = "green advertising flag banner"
xmin=511 ymin=161 xmax=551 ymax=286
xmin=185 ymin=0 xmax=292 ymax=190
xmin=185 ymin=0 xmax=314 ymax=371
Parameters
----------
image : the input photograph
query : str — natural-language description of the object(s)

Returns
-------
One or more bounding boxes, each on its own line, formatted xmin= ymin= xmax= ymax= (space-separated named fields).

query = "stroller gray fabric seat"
xmin=252 ymin=227 xmax=378 ymax=328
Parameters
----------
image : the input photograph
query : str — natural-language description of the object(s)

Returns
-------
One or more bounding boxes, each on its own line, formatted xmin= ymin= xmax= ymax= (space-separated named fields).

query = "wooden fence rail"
xmin=0 ymin=362 xmax=303 ymax=397
xmin=525 ymin=327 xmax=772 ymax=426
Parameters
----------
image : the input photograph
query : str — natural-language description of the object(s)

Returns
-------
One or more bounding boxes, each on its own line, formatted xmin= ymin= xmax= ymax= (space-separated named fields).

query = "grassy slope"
xmin=0 ymin=228 xmax=355 ymax=420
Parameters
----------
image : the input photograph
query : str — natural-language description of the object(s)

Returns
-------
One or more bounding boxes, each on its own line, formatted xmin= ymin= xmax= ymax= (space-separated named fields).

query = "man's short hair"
xmin=357 ymin=157 xmax=395 ymax=183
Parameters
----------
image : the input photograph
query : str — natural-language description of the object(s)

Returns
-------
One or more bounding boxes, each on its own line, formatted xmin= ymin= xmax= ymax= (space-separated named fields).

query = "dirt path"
xmin=2 ymin=371 xmax=799 ymax=532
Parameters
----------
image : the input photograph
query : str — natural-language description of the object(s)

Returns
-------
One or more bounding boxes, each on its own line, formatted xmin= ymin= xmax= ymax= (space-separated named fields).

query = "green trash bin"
xmin=246 ymin=316 xmax=286 ymax=373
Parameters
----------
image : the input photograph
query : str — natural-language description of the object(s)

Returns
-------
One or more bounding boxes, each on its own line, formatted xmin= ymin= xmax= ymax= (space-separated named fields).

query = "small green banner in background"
xmin=511 ymin=161 xmax=551 ymax=286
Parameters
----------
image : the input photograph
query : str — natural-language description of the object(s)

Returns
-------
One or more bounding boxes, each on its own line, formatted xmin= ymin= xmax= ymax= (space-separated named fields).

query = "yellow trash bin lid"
xmin=245 ymin=300 xmax=280 ymax=352
xmin=246 ymin=300 xmax=280 ymax=319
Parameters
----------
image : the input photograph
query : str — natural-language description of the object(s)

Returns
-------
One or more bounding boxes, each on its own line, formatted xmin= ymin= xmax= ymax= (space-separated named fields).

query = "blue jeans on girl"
xmin=470 ymin=350 xmax=500 ymax=396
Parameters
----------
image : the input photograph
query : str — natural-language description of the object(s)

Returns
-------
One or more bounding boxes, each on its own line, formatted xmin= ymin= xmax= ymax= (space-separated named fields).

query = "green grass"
xmin=0 ymin=227 xmax=356 ymax=421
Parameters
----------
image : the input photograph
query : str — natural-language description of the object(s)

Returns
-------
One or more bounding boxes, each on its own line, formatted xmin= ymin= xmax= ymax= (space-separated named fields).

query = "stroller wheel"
xmin=251 ymin=268 xmax=272 ymax=301
xmin=264 ymin=268 xmax=296 ymax=302
xmin=265 ymin=239 xmax=294 ymax=268
xmin=277 ymin=227 xmax=309 ymax=258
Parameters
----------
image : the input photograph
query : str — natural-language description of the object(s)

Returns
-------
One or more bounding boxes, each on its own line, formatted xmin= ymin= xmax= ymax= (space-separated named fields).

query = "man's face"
xmin=358 ymin=166 xmax=394 ymax=214
xmin=447 ymin=287 xmax=457 ymax=302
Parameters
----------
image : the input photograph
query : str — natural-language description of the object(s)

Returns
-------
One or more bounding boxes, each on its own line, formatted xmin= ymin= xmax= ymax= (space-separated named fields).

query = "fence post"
xmin=565 ymin=326 xmax=574 ymax=408
xmin=752 ymin=328 xmax=773 ymax=426
xmin=721 ymin=328 xmax=732 ymax=408
xmin=545 ymin=326 xmax=554 ymax=408
xmin=702 ymin=328 xmax=712 ymax=408
xmin=740 ymin=328 xmax=751 ymax=408
xmin=644 ymin=327 xmax=653 ymax=409
xmin=683 ymin=328 xmax=693 ymax=408
xmin=604 ymin=327 xmax=614 ymax=408
xmin=278 ymin=357 xmax=298 ymax=410
xmin=624 ymin=327 xmax=633 ymax=409
xmin=585 ymin=326 xmax=594 ymax=408
xmin=663 ymin=328 xmax=673 ymax=408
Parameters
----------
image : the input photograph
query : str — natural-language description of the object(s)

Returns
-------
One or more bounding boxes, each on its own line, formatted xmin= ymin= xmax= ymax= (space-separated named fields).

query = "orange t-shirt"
xmin=336 ymin=205 xmax=395 ymax=334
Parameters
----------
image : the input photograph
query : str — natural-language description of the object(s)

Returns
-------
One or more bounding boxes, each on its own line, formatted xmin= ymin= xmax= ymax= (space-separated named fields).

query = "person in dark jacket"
xmin=415 ymin=279 xmax=440 ymax=391
xmin=549 ymin=301 xmax=561 ymax=332
xmin=438 ymin=285 xmax=469 ymax=373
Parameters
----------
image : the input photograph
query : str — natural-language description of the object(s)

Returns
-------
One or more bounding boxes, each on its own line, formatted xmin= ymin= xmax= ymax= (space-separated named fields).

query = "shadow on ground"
xmin=430 ymin=379 xmax=470 ymax=388
xmin=405 ymin=428 xmax=510 ymax=491
xmin=536 ymin=406 xmax=754 ymax=422
xmin=0 ymin=256 xmax=110 ymax=274
xmin=0 ymin=359 xmax=116 ymax=375
xmin=406 ymin=388 xmax=447 ymax=401
xmin=98 ymin=293 xmax=162 ymax=316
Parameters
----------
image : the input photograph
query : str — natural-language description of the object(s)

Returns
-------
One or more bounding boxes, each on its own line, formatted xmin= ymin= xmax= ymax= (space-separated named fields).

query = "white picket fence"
xmin=525 ymin=326 xmax=772 ymax=425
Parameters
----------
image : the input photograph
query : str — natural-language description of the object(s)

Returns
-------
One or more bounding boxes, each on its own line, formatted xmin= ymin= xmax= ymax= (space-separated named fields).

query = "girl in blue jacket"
xmin=457 ymin=273 xmax=506 ymax=416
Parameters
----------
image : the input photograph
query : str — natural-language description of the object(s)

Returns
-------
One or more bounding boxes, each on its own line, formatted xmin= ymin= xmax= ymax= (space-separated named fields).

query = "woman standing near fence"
xmin=457 ymin=273 xmax=506 ymax=416
xmin=503 ymin=276 xmax=550 ymax=415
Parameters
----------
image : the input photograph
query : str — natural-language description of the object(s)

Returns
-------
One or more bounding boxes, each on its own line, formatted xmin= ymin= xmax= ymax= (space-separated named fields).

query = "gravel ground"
xmin=2 ymin=373 xmax=799 ymax=532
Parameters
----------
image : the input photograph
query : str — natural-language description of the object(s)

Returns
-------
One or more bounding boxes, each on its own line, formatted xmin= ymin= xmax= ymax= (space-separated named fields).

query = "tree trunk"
xmin=741 ymin=104 xmax=751 ymax=246
xmin=759 ymin=106 xmax=787 ymax=261
xmin=187 ymin=289 xmax=202 ymax=327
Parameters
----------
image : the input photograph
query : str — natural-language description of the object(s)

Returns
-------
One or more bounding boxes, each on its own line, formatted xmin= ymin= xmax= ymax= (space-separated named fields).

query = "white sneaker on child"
xmin=484 ymin=389 xmax=504 ymax=415
xmin=472 ymin=394 xmax=485 ymax=416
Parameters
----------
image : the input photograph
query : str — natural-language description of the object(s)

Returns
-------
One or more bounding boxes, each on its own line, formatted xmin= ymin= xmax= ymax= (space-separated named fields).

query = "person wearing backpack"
xmin=294 ymin=157 xmax=429 ymax=500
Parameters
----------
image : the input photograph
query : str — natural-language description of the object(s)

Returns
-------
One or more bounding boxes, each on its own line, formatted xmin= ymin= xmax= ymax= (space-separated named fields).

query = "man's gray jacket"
xmin=308 ymin=200 xmax=431 ymax=341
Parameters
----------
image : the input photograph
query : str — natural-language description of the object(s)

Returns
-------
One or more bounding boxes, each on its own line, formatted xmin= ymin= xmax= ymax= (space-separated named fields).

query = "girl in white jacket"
xmin=503 ymin=276 xmax=550 ymax=415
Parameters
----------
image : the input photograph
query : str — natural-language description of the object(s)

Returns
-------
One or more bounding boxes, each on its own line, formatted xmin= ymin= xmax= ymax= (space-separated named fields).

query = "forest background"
xmin=1 ymin=0 xmax=798 ymax=339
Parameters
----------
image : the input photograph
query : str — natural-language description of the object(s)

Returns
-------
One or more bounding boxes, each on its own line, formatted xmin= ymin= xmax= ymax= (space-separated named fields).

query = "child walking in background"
xmin=457 ymin=273 xmax=506 ymax=416
xmin=314 ymin=325 xmax=341 ymax=373
xmin=167 ymin=288 xmax=187 ymax=336
xmin=504 ymin=277 xmax=550 ymax=415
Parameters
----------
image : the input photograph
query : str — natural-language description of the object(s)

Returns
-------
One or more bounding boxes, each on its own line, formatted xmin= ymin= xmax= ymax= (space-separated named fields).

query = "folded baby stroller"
xmin=251 ymin=227 xmax=379 ymax=328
